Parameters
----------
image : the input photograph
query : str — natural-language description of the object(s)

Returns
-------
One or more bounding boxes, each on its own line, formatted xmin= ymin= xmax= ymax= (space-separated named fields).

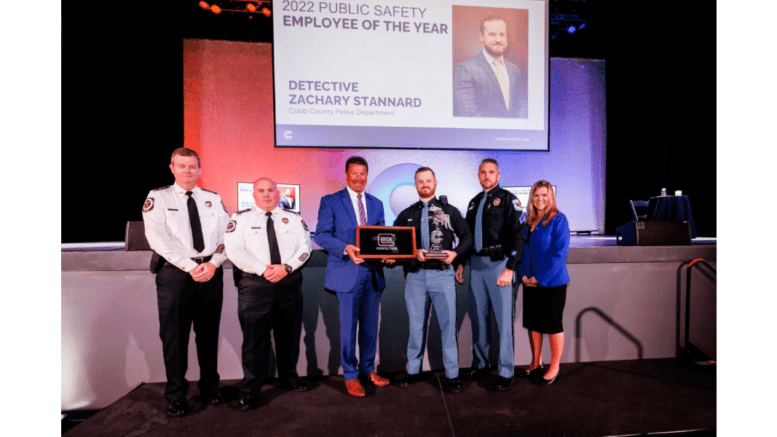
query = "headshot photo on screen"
xmin=452 ymin=7 xmax=529 ymax=119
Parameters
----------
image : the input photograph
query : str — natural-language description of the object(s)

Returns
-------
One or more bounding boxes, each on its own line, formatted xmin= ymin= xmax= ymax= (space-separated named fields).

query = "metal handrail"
xmin=575 ymin=307 xmax=644 ymax=362
xmin=676 ymin=259 xmax=716 ymax=360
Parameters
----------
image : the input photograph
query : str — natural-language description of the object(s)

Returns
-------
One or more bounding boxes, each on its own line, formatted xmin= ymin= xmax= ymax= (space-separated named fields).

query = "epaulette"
xmin=201 ymin=188 xmax=219 ymax=195
xmin=151 ymin=185 xmax=172 ymax=191
xmin=236 ymin=208 xmax=252 ymax=215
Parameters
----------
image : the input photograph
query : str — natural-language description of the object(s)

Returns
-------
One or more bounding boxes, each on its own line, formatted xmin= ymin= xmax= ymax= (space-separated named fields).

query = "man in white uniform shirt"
xmin=225 ymin=177 xmax=312 ymax=410
xmin=143 ymin=147 xmax=229 ymax=416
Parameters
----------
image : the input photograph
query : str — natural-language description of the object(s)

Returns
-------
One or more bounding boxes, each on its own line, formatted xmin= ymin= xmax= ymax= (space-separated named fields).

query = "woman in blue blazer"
xmin=518 ymin=180 xmax=570 ymax=385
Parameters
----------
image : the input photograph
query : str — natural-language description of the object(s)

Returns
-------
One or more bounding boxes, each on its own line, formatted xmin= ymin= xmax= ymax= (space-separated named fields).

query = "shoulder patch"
xmin=236 ymin=208 xmax=252 ymax=215
xmin=151 ymin=185 xmax=171 ymax=192
xmin=226 ymin=220 xmax=237 ymax=233
xmin=143 ymin=197 xmax=155 ymax=213
xmin=513 ymin=199 xmax=522 ymax=211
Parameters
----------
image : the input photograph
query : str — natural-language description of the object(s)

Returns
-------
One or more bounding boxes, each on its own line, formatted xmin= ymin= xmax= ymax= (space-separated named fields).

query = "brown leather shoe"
xmin=368 ymin=372 xmax=390 ymax=387
xmin=345 ymin=379 xmax=366 ymax=397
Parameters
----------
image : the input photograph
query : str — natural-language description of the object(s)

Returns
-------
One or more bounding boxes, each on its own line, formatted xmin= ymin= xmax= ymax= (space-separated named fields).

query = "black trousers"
xmin=156 ymin=264 xmax=224 ymax=402
xmin=237 ymin=270 xmax=303 ymax=395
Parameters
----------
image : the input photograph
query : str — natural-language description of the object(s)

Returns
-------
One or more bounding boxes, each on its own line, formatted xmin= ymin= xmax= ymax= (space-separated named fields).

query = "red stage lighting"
xmin=261 ymin=7 xmax=271 ymax=17
xmin=198 ymin=1 xmax=209 ymax=10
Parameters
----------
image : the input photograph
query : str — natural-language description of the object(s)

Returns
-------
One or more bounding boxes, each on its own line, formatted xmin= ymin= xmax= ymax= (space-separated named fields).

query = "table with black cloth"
xmin=647 ymin=195 xmax=697 ymax=238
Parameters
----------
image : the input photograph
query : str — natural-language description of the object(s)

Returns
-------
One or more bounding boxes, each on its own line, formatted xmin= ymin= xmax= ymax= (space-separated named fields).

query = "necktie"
xmin=493 ymin=59 xmax=509 ymax=109
xmin=265 ymin=212 xmax=282 ymax=265
xmin=357 ymin=193 xmax=367 ymax=226
xmin=421 ymin=202 xmax=430 ymax=251
xmin=186 ymin=191 xmax=205 ymax=253
xmin=474 ymin=195 xmax=486 ymax=252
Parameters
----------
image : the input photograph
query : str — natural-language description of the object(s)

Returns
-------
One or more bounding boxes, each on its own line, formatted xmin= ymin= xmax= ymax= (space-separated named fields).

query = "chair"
xmin=125 ymin=221 xmax=152 ymax=251
xmin=629 ymin=200 xmax=650 ymax=221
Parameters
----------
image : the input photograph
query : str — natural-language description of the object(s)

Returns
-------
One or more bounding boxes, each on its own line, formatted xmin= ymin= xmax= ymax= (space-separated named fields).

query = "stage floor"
xmin=63 ymin=358 xmax=716 ymax=437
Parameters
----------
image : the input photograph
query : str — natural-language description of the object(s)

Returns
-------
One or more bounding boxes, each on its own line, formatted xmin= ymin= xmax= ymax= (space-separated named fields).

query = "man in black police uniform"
xmin=143 ymin=147 xmax=230 ymax=416
xmin=225 ymin=177 xmax=312 ymax=410
xmin=455 ymin=158 xmax=526 ymax=390
xmin=393 ymin=167 xmax=473 ymax=393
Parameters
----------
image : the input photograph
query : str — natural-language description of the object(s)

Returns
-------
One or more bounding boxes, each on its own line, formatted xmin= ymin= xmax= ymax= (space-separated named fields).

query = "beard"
xmin=484 ymin=43 xmax=507 ymax=59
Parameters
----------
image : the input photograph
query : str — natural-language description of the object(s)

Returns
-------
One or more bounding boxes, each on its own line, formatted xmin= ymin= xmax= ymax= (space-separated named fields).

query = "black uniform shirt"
xmin=394 ymin=196 xmax=473 ymax=261
xmin=461 ymin=185 xmax=527 ymax=271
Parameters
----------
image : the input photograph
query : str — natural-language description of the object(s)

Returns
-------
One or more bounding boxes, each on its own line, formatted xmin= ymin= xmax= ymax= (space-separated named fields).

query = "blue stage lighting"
xmin=567 ymin=26 xmax=576 ymax=34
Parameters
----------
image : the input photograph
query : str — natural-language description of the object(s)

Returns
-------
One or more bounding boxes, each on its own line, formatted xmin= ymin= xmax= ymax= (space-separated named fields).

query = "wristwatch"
xmin=284 ymin=264 xmax=292 ymax=274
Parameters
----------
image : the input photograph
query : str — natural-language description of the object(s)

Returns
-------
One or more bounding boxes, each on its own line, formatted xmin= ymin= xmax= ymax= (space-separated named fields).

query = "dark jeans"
xmin=156 ymin=264 xmax=224 ymax=402
xmin=237 ymin=270 xmax=303 ymax=395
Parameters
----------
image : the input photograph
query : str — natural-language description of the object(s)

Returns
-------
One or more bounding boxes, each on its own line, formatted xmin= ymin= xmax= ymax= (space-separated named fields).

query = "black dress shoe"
xmin=239 ymin=393 xmax=259 ymax=410
xmin=460 ymin=367 xmax=489 ymax=379
xmin=167 ymin=399 xmax=189 ymax=416
xmin=282 ymin=379 xmax=309 ymax=392
xmin=447 ymin=378 xmax=463 ymax=393
xmin=540 ymin=372 xmax=559 ymax=386
xmin=203 ymin=389 xmax=223 ymax=405
xmin=494 ymin=376 xmax=513 ymax=391
xmin=516 ymin=364 xmax=544 ymax=378
xmin=399 ymin=373 xmax=418 ymax=388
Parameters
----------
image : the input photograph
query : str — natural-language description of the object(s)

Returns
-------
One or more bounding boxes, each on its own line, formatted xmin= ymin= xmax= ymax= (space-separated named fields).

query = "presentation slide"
xmin=272 ymin=0 xmax=549 ymax=150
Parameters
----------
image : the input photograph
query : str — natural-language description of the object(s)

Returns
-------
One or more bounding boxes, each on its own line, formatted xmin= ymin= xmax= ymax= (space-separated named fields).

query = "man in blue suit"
xmin=314 ymin=156 xmax=391 ymax=397
xmin=453 ymin=14 xmax=528 ymax=118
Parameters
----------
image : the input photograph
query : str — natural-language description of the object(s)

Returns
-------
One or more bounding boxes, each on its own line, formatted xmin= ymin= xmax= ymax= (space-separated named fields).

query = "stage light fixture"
xmin=198 ymin=1 xmax=272 ymax=16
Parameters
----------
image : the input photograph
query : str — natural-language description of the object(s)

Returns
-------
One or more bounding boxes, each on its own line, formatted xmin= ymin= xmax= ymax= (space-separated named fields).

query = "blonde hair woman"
xmin=517 ymin=180 xmax=570 ymax=385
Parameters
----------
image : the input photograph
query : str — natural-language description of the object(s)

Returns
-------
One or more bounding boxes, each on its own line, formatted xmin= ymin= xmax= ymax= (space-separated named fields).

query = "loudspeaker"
xmin=125 ymin=221 xmax=152 ymax=251
xmin=615 ymin=220 xmax=691 ymax=246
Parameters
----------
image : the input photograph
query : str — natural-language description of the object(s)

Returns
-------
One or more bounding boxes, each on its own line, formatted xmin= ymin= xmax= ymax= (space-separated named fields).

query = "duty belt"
xmin=475 ymin=244 xmax=502 ymax=259
xmin=418 ymin=260 xmax=448 ymax=270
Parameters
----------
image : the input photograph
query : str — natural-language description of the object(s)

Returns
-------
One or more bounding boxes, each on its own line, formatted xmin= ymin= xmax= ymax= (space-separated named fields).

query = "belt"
xmin=241 ymin=269 xmax=299 ymax=278
xmin=164 ymin=255 xmax=213 ymax=267
xmin=418 ymin=261 xmax=448 ymax=270
xmin=475 ymin=245 xmax=502 ymax=258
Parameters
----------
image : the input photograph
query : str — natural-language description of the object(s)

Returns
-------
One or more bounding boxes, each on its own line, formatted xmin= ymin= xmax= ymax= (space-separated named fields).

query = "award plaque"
xmin=356 ymin=226 xmax=417 ymax=260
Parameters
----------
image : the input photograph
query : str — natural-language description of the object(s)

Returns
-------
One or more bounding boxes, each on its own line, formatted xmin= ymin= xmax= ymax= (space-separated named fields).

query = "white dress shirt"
xmin=346 ymin=186 xmax=369 ymax=226
xmin=482 ymin=48 xmax=510 ymax=107
xmin=224 ymin=206 xmax=313 ymax=275
xmin=143 ymin=183 xmax=229 ymax=272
